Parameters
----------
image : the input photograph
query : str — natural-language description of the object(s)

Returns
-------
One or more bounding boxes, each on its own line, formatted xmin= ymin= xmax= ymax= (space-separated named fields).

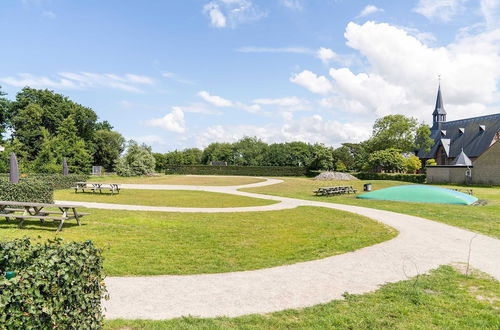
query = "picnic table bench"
xmin=0 ymin=201 xmax=89 ymax=232
xmin=314 ymin=185 xmax=358 ymax=196
xmin=74 ymin=182 xmax=120 ymax=194
xmin=451 ymin=188 xmax=474 ymax=195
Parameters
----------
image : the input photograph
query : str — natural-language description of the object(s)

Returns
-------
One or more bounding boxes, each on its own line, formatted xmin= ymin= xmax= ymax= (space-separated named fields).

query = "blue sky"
xmin=1 ymin=0 xmax=499 ymax=152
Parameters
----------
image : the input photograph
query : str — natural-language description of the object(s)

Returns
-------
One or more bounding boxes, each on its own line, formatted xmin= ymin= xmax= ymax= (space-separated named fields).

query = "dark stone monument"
xmin=63 ymin=158 xmax=69 ymax=176
xmin=9 ymin=152 xmax=19 ymax=183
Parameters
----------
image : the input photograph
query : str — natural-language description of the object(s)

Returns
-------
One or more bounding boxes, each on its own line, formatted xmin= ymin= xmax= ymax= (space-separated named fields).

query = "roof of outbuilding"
xmin=453 ymin=149 xmax=472 ymax=166
xmin=419 ymin=113 xmax=500 ymax=159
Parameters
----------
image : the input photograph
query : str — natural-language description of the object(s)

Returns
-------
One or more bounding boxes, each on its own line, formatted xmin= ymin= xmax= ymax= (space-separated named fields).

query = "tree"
xmin=415 ymin=123 xmax=434 ymax=153
xmin=332 ymin=145 xmax=355 ymax=170
xmin=92 ymin=130 xmax=125 ymax=171
xmin=0 ymin=86 xmax=10 ymax=139
xmin=367 ymin=115 xmax=418 ymax=153
xmin=182 ymin=148 xmax=203 ymax=165
xmin=11 ymin=103 xmax=45 ymax=160
xmin=32 ymin=116 xmax=93 ymax=173
xmin=308 ymin=143 xmax=334 ymax=170
xmin=366 ymin=148 xmax=405 ymax=173
xmin=232 ymin=137 xmax=268 ymax=166
xmin=404 ymin=155 xmax=422 ymax=173
xmin=341 ymin=142 xmax=370 ymax=172
xmin=201 ymin=142 xmax=234 ymax=164
xmin=116 ymin=140 xmax=156 ymax=176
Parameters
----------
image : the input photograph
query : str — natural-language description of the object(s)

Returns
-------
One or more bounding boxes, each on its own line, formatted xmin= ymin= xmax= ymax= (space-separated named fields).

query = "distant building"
xmin=419 ymin=85 xmax=500 ymax=185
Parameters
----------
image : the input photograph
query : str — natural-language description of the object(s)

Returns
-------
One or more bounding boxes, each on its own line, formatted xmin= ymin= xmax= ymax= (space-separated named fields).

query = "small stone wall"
xmin=426 ymin=166 xmax=470 ymax=184
xmin=472 ymin=141 xmax=500 ymax=185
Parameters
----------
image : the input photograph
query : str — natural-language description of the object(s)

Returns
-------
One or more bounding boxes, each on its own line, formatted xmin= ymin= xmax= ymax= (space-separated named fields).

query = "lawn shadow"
xmin=0 ymin=218 xmax=85 ymax=232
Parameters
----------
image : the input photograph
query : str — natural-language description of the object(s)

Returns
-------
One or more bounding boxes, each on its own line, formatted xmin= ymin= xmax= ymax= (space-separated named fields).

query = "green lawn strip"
xmin=242 ymin=178 xmax=500 ymax=238
xmin=88 ymin=175 xmax=266 ymax=186
xmin=104 ymin=266 xmax=500 ymax=329
xmin=54 ymin=189 xmax=277 ymax=208
xmin=0 ymin=206 xmax=395 ymax=276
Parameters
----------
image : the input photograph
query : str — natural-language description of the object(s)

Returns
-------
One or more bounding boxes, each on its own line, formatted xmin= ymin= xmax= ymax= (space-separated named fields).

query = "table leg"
xmin=73 ymin=207 xmax=81 ymax=226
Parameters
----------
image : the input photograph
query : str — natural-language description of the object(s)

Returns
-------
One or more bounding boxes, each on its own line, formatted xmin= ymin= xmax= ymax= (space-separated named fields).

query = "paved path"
xmin=58 ymin=177 xmax=500 ymax=320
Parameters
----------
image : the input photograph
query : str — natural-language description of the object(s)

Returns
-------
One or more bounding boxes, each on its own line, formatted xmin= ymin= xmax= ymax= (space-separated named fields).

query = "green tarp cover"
xmin=357 ymin=185 xmax=478 ymax=205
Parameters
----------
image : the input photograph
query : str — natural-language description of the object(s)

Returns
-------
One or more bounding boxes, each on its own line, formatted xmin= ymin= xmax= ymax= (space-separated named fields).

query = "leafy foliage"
xmin=366 ymin=114 xmax=418 ymax=153
xmin=0 ymin=238 xmax=107 ymax=329
xmin=366 ymin=148 xmax=405 ymax=173
xmin=92 ymin=130 xmax=125 ymax=171
xmin=404 ymin=155 xmax=422 ymax=173
xmin=116 ymin=140 xmax=156 ymax=176
xmin=165 ymin=165 xmax=310 ymax=176
xmin=354 ymin=172 xmax=426 ymax=183
xmin=0 ymin=180 xmax=53 ymax=203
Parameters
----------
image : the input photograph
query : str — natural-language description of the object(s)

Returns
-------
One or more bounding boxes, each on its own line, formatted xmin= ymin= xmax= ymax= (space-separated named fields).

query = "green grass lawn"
xmin=105 ymin=266 xmax=500 ymax=329
xmin=54 ymin=189 xmax=277 ymax=208
xmin=242 ymin=178 xmax=500 ymax=238
xmin=0 ymin=206 xmax=395 ymax=276
xmin=88 ymin=175 xmax=266 ymax=186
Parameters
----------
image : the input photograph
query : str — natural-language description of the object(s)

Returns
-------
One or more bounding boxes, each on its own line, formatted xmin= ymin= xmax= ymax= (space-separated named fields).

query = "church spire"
xmin=432 ymin=80 xmax=446 ymax=130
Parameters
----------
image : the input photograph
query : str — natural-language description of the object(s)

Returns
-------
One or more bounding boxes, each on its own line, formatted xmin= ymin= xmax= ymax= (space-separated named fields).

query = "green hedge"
xmin=0 ymin=238 xmax=107 ymax=328
xmin=354 ymin=172 xmax=426 ymax=183
xmin=165 ymin=165 xmax=310 ymax=177
xmin=0 ymin=173 xmax=88 ymax=190
xmin=0 ymin=180 xmax=53 ymax=203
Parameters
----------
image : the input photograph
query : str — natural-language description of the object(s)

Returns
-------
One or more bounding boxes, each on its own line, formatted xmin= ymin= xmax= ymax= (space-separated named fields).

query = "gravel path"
xmin=57 ymin=177 xmax=500 ymax=320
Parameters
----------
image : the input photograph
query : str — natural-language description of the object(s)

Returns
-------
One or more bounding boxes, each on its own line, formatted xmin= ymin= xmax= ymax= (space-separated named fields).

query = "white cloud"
xmin=41 ymin=10 xmax=56 ymax=19
xmin=481 ymin=0 xmax=500 ymax=28
xmin=0 ymin=72 xmax=154 ymax=92
xmin=146 ymin=107 xmax=186 ymax=133
xmin=198 ymin=90 xmax=233 ymax=107
xmin=237 ymin=46 xmax=313 ymax=54
xmin=194 ymin=115 xmax=371 ymax=148
xmin=203 ymin=0 xmax=266 ymax=28
xmin=293 ymin=21 xmax=500 ymax=124
xmin=253 ymin=96 xmax=310 ymax=111
xmin=162 ymin=72 xmax=195 ymax=85
xmin=129 ymin=135 xmax=167 ymax=146
xmin=290 ymin=70 xmax=334 ymax=95
xmin=279 ymin=0 xmax=303 ymax=11
xmin=203 ymin=2 xmax=227 ymax=27
xmin=316 ymin=47 xmax=340 ymax=64
xmin=357 ymin=5 xmax=383 ymax=18
xmin=413 ymin=0 xmax=467 ymax=22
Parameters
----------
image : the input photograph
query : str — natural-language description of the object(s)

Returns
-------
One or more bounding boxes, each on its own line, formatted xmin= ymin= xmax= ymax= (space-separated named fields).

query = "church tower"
xmin=432 ymin=84 xmax=447 ymax=130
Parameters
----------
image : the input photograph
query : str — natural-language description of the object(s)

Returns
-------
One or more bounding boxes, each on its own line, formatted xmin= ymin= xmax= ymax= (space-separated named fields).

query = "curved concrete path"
xmin=57 ymin=176 xmax=500 ymax=320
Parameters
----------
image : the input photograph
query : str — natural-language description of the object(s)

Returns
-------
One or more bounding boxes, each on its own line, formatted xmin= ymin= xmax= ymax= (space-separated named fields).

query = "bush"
xmin=0 ymin=173 xmax=88 ymax=190
xmin=354 ymin=172 xmax=426 ymax=183
xmin=0 ymin=180 xmax=53 ymax=203
xmin=0 ymin=238 xmax=107 ymax=329
xmin=165 ymin=165 xmax=310 ymax=177
xmin=116 ymin=141 xmax=156 ymax=176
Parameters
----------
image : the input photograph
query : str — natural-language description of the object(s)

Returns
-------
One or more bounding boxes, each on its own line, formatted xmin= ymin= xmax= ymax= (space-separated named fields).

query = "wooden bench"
xmin=314 ymin=185 xmax=358 ymax=196
xmin=0 ymin=201 xmax=89 ymax=232
xmin=74 ymin=182 xmax=120 ymax=195
xmin=451 ymin=188 xmax=474 ymax=195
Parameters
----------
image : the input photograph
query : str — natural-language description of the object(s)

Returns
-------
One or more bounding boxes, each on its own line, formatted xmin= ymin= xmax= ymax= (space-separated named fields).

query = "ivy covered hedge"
xmin=166 ymin=165 xmax=310 ymax=177
xmin=354 ymin=172 xmax=426 ymax=183
xmin=0 ymin=238 xmax=107 ymax=329
xmin=0 ymin=180 xmax=53 ymax=203
xmin=0 ymin=173 xmax=88 ymax=190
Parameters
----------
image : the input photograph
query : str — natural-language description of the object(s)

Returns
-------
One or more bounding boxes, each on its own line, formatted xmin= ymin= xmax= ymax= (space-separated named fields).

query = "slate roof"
xmin=432 ymin=86 xmax=447 ymax=115
xmin=419 ymin=113 xmax=500 ymax=159
xmin=453 ymin=149 xmax=472 ymax=166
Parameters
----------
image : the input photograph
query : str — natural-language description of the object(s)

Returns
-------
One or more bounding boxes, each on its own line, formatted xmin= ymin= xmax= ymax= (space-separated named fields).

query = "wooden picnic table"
xmin=0 ymin=201 xmax=89 ymax=232
xmin=314 ymin=185 xmax=357 ymax=196
xmin=74 ymin=182 xmax=120 ymax=194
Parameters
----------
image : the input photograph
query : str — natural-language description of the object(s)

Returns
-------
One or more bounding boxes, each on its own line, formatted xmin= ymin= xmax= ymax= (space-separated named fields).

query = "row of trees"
xmin=0 ymin=87 xmax=125 ymax=173
xmin=154 ymin=114 xmax=434 ymax=173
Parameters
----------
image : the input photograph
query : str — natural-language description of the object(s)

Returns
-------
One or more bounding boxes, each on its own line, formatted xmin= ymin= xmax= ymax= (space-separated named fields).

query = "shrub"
xmin=0 ymin=238 xmax=107 ymax=329
xmin=116 ymin=141 xmax=156 ymax=176
xmin=354 ymin=172 xmax=426 ymax=183
xmin=0 ymin=180 xmax=53 ymax=203
xmin=165 ymin=165 xmax=310 ymax=177
xmin=0 ymin=173 xmax=88 ymax=190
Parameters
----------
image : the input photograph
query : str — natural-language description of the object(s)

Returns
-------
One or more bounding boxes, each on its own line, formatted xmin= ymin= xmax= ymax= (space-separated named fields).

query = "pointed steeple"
xmin=432 ymin=81 xmax=447 ymax=130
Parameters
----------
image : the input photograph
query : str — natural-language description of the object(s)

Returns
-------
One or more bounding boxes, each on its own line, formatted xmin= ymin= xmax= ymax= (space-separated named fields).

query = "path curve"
xmin=58 ymin=176 xmax=500 ymax=320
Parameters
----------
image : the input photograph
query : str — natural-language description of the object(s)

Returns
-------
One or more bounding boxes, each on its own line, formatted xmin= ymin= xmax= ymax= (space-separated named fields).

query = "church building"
xmin=419 ymin=85 xmax=500 ymax=185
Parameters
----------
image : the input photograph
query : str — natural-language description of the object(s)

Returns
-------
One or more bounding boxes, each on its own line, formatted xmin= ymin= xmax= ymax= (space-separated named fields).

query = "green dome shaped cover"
xmin=357 ymin=185 xmax=478 ymax=205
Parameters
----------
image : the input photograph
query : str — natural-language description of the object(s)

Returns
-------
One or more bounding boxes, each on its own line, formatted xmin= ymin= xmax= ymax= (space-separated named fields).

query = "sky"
xmin=1 ymin=0 xmax=499 ymax=152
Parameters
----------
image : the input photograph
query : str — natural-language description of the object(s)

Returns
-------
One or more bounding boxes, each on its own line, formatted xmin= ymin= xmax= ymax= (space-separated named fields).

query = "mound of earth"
xmin=314 ymin=172 xmax=359 ymax=181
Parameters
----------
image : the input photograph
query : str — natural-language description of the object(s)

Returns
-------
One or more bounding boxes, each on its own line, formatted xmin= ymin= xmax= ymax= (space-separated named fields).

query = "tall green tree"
xmin=0 ymin=86 xmax=10 ymax=139
xmin=367 ymin=114 xmax=418 ymax=153
xmin=415 ymin=123 xmax=434 ymax=153
xmin=11 ymin=103 xmax=44 ymax=160
xmin=366 ymin=148 xmax=405 ymax=173
xmin=201 ymin=142 xmax=234 ymax=164
xmin=32 ymin=116 xmax=92 ymax=173
xmin=92 ymin=130 xmax=125 ymax=171
xmin=232 ymin=137 xmax=268 ymax=166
